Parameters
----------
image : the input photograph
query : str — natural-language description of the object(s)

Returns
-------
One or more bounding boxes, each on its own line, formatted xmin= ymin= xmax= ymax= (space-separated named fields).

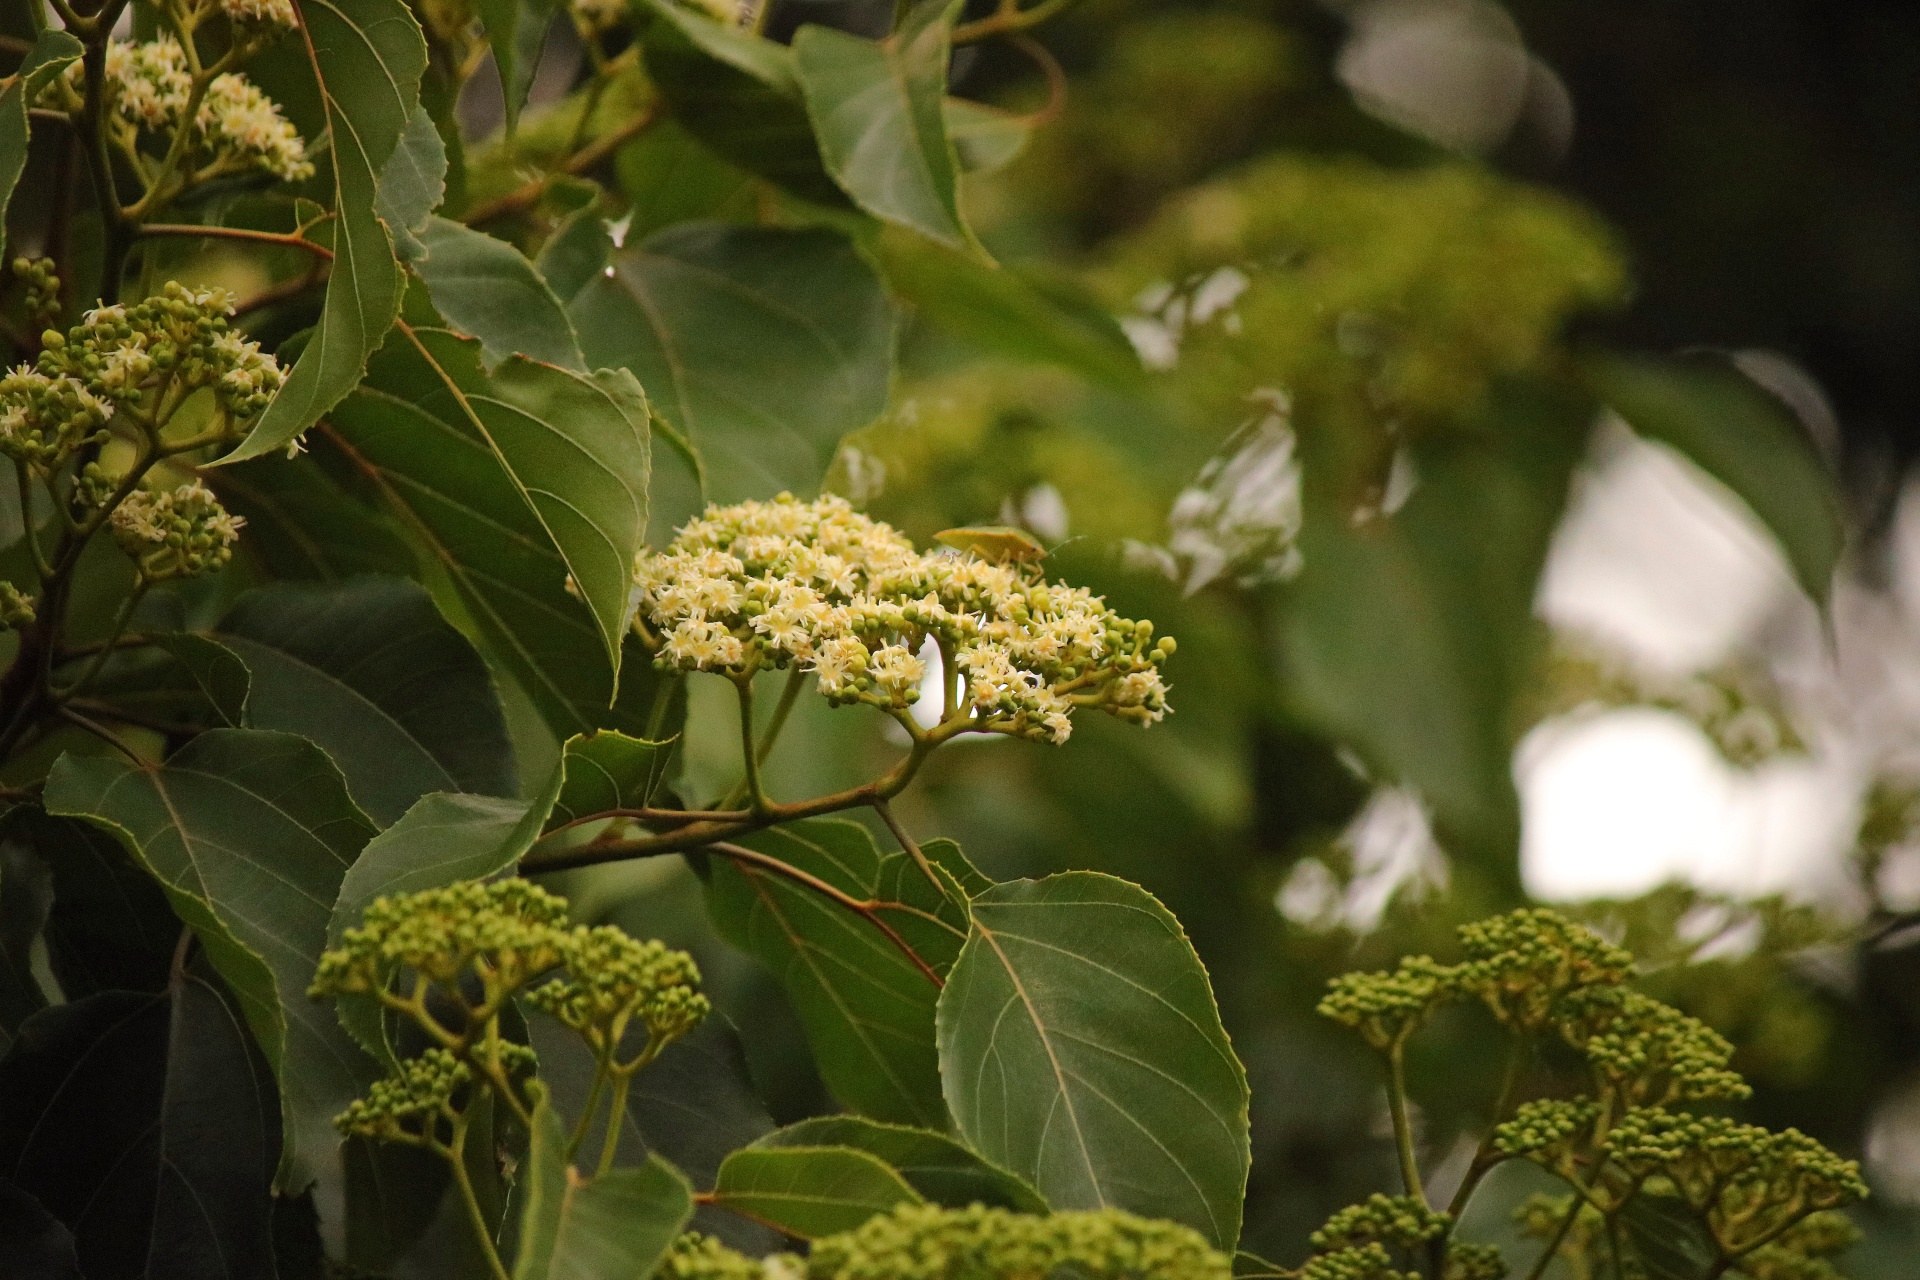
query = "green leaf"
xmin=937 ymin=871 xmax=1251 ymax=1249
xmin=321 ymin=320 xmax=666 ymax=739
xmin=327 ymin=789 xmax=555 ymax=1059
xmin=382 ymin=321 xmax=650 ymax=680
xmin=513 ymin=1090 xmax=693 ymax=1280
xmin=149 ymin=632 xmax=251 ymax=727
xmin=1619 ymin=1192 xmax=1717 ymax=1280
xmin=1278 ymin=378 xmax=1589 ymax=875
xmin=413 ymin=216 xmax=586 ymax=370
xmin=374 ymin=104 xmax=449 ymax=262
xmin=0 ymin=831 xmax=49 ymax=1035
xmin=0 ymin=32 xmax=83 ymax=263
xmin=571 ymin=222 xmax=894 ymax=502
xmin=710 ymin=1146 xmax=922 ymax=1239
xmin=873 ymin=226 xmax=1143 ymax=386
xmin=634 ymin=0 xmax=846 ymax=207
xmin=754 ymin=1116 xmax=1048 ymax=1213
xmin=0 ymin=1178 xmax=80 ymax=1279
xmin=545 ymin=730 xmax=672 ymax=831
xmin=228 ymin=0 xmax=427 ymax=461
xmin=218 ymin=576 xmax=517 ymax=825
xmin=705 ymin=818 xmax=970 ymax=1127
xmin=943 ymin=96 xmax=1029 ymax=174
xmin=611 ymin=119 xmax=757 ymax=243
xmin=0 ymin=972 xmax=293 ymax=1280
xmin=536 ymin=205 xmax=615 ymax=305
xmin=208 ymin=451 xmax=419 ymax=583
xmin=1584 ymin=351 xmax=1844 ymax=604
xmin=13 ymin=813 xmax=177 ymax=1000
xmin=475 ymin=0 xmax=557 ymax=133
xmin=794 ymin=0 xmax=978 ymax=252
xmin=43 ymin=731 xmax=381 ymax=1193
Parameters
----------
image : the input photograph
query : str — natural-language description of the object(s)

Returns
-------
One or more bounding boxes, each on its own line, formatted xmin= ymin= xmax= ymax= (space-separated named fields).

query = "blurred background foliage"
xmin=532 ymin=0 xmax=1920 ymax=1269
xmin=26 ymin=0 xmax=1920 ymax=1269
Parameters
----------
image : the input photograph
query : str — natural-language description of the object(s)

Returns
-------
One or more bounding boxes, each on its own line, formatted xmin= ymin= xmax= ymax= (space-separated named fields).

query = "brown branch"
xmin=707 ymin=842 xmax=944 ymax=988
xmin=460 ymin=101 xmax=662 ymax=227
xmin=136 ymin=223 xmax=335 ymax=260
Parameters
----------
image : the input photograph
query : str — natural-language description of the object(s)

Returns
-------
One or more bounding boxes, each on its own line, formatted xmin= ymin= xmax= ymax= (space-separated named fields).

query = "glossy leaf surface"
xmin=710 ymin=1145 xmax=923 ymax=1239
xmin=754 ymin=1115 xmax=1048 ymax=1213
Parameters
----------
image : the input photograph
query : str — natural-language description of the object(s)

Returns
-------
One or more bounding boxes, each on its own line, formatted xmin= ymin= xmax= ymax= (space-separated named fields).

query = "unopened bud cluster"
xmin=109 ymin=480 xmax=245 ymax=581
xmin=46 ymin=37 xmax=312 ymax=184
xmin=522 ymin=925 xmax=711 ymax=1064
xmin=1302 ymin=1197 xmax=1503 ymax=1280
xmin=632 ymin=494 xmax=1174 ymax=745
xmin=1318 ymin=908 xmax=1866 ymax=1279
xmin=0 ymin=582 xmax=35 ymax=630
xmin=13 ymin=257 xmax=60 ymax=330
xmin=333 ymin=1048 xmax=471 ymax=1147
xmin=659 ymin=1204 xmax=1232 ymax=1280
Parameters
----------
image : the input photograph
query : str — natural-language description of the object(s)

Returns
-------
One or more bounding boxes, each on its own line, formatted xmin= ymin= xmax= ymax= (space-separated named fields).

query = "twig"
xmin=56 ymin=705 xmax=143 ymax=762
xmin=460 ymin=102 xmax=662 ymax=227
xmin=136 ymin=223 xmax=335 ymax=261
xmin=951 ymin=0 xmax=1081 ymax=45
xmin=707 ymin=842 xmax=944 ymax=988
xmin=874 ymin=796 xmax=948 ymax=901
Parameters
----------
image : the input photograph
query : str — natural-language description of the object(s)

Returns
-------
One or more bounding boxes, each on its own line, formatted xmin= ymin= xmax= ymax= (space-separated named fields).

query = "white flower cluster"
xmin=109 ymin=479 xmax=246 ymax=580
xmin=218 ymin=0 xmax=299 ymax=29
xmin=196 ymin=72 xmax=314 ymax=182
xmin=52 ymin=39 xmax=313 ymax=184
xmin=0 ymin=364 xmax=113 ymax=471
xmin=634 ymin=495 xmax=1174 ymax=745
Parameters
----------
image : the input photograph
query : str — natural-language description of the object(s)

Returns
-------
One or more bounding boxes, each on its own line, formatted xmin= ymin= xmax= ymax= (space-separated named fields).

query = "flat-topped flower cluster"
xmin=633 ymin=494 xmax=1175 ymax=745
xmin=45 ymin=36 xmax=312 ymax=183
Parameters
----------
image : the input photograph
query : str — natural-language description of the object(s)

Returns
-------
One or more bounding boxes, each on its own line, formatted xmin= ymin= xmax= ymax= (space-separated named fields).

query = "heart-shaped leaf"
xmin=44 ymin=731 xmax=381 ymax=1194
xmin=570 ymin=222 xmax=894 ymax=503
xmin=937 ymin=871 xmax=1251 ymax=1249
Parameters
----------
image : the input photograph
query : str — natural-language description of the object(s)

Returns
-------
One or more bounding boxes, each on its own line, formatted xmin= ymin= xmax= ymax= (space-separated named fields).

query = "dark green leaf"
xmin=1233 ymin=1250 xmax=1291 ymax=1278
xmin=545 ymin=730 xmax=672 ymax=831
xmin=706 ymin=818 xmax=969 ymax=1127
xmin=209 ymin=452 xmax=419 ymax=583
xmin=571 ymin=222 xmax=894 ymax=502
xmin=513 ymin=1091 xmax=693 ymax=1280
xmin=0 ymin=829 xmax=49 ymax=1035
xmin=536 ymin=205 xmax=615 ymax=305
xmin=611 ymin=119 xmax=757 ymax=243
xmin=754 ymin=1116 xmax=1047 ymax=1213
xmin=16 ymin=813 xmax=177 ymax=999
xmin=0 ymin=32 xmax=83 ymax=263
xmin=634 ymin=0 xmax=846 ymax=206
xmin=43 ymin=731 xmax=381 ymax=1193
xmin=0 ymin=973 xmax=280 ymax=1280
xmin=1278 ymin=377 xmax=1589 ymax=877
xmin=938 ymin=872 xmax=1251 ymax=1249
xmin=384 ymin=320 xmax=650 ymax=679
xmin=321 ymin=320 xmax=666 ymax=739
xmin=414 ymin=216 xmax=586 ymax=370
xmin=0 ymin=1178 xmax=80 ymax=1280
xmin=1584 ymin=351 xmax=1844 ymax=604
xmin=475 ymin=0 xmax=557 ymax=133
xmin=710 ymin=1145 xmax=922 ymax=1239
xmin=1619 ymin=1192 xmax=1717 ymax=1280
xmin=228 ymin=0 xmax=427 ymax=460
xmin=873 ymin=226 xmax=1142 ymax=386
xmin=341 ymin=1138 xmax=451 ymax=1273
xmin=374 ymin=104 xmax=449 ymax=262
xmin=149 ymin=632 xmax=251 ymax=727
xmin=794 ymin=0 xmax=977 ymax=252
xmin=219 ymin=576 xmax=517 ymax=825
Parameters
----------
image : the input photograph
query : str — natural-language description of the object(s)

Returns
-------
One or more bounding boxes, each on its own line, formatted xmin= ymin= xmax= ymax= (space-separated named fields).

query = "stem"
xmin=460 ymin=100 xmax=662 ymax=226
xmin=54 ymin=579 xmax=148 ymax=704
xmin=758 ymin=665 xmax=808 ymax=765
xmin=446 ymin=1118 xmax=512 ymax=1280
xmin=14 ymin=461 xmax=50 ymax=583
xmin=1387 ymin=1039 xmax=1429 ymax=1209
xmin=951 ymin=0 xmax=1082 ymax=44
xmin=874 ymin=797 xmax=948 ymax=900
xmin=595 ymin=1072 xmax=632 ymax=1176
xmin=733 ymin=674 xmax=769 ymax=814
xmin=56 ymin=705 xmax=142 ymax=760
xmin=135 ymin=223 xmax=336 ymax=260
xmin=1447 ymin=1034 xmax=1533 ymax=1217
xmin=707 ymin=841 xmax=944 ymax=987
xmin=1522 ymin=1197 xmax=1583 ymax=1280
xmin=566 ymin=1053 xmax=612 ymax=1164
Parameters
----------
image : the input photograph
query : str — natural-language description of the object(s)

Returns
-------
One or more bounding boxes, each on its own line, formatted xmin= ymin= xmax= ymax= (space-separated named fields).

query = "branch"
xmin=136 ymin=223 xmax=335 ymax=261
